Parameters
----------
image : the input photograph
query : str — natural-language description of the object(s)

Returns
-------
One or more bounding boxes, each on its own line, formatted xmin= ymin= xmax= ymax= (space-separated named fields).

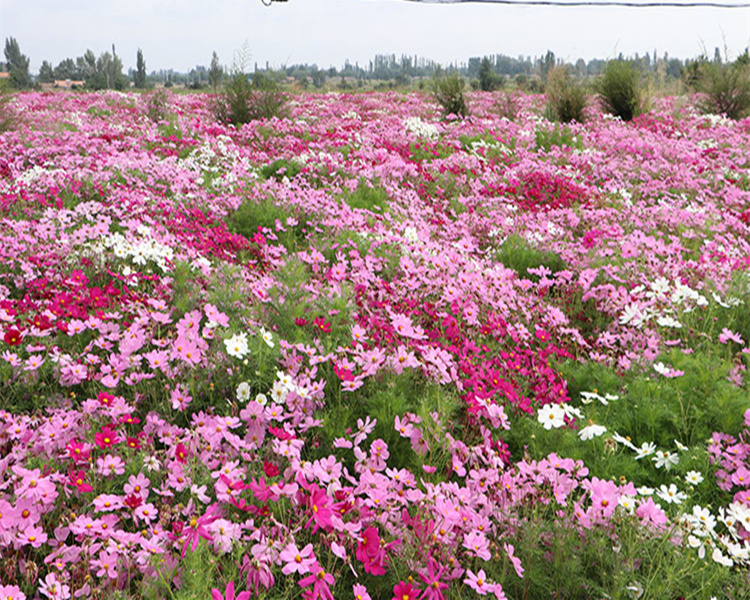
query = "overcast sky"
xmin=1 ymin=0 xmax=749 ymax=72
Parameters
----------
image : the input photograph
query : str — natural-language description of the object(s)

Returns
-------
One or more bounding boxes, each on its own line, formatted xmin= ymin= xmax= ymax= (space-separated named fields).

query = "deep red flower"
xmin=313 ymin=316 xmax=332 ymax=333
xmin=124 ymin=493 xmax=143 ymax=509
xmin=67 ymin=469 xmax=93 ymax=493
xmin=125 ymin=437 xmax=141 ymax=450
xmin=118 ymin=414 xmax=140 ymax=425
xmin=175 ymin=443 xmax=190 ymax=463
xmin=268 ymin=426 xmax=294 ymax=441
xmin=294 ymin=318 xmax=309 ymax=327
xmin=356 ymin=526 xmax=388 ymax=575
xmin=97 ymin=392 xmax=115 ymax=407
xmin=94 ymin=426 xmax=119 ymax=449
xmin=3 ymin=329 xmax=22 ymax=346
xmin=393 ymin=581 xmax=420 ymax=600
xmin=263 ymin=461 xmax=279 ymax=478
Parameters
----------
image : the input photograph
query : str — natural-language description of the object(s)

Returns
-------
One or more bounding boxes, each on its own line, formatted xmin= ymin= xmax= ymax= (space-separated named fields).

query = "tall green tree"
xmin=209 ymin=51 xmax=223 ymax=90
xmin=478 ymin=56 xmax=498 ymax=91
xmin=54 ymin=58 xmax=79 ymax=80
xmin=4 ymin=37 xmax=31 ymax=89
xmin=38 ymin=60 xmax=55 ymax=83
xmin=134 ymin=48 xmax=147 ymax=88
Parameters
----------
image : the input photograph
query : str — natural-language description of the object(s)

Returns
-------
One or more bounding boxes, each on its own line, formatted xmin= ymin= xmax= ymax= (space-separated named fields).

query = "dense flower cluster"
xmin=0 ymin=90 xmax=749 ymax=598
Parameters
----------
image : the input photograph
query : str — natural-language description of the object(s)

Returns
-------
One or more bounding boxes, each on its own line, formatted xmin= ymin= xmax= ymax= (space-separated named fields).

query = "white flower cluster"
xmin=620 ymin=277 xmax=708 ymax=329
xmin=404 ymin=116 xmax=440 ymax=140
xmin=681 ymin=503 xmax=750 ymax=566
xmin=703 ymin=113 xmax=733 ymax=127
xmin=98 ymin=226 xmax=174 ymax=273
xmin=16 ymin=165 xmax=63 ymax=186
xmin=183 ymin=135 xmax=253 ymax=188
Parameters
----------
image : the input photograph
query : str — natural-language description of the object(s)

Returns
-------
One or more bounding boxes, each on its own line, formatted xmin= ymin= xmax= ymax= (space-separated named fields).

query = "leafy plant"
xmin=691 ymin=58 xmax=750 ymax=120
xmin=544 ymin=65 xmax=587 ymax=123
xmin=496 ymin=234 xmax=567 ymax=280
xmin=143 ymin=89 xmax=171 ymax=123
xmin=342 ymin=180 xmax=389 ymax=213
xmin=595 ymin=60 xmax=645 ymax=121
xmin=212 ymin=71 xmax=287 ymax=127
xmin=535 ymin=123 xmax=583 ymax=152
xmin=431 ymin=72 xmax=468 ymax=118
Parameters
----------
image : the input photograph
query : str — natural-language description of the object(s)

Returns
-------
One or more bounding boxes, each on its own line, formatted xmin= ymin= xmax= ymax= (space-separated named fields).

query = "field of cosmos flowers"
xmin=1 ymin=89 xmax=750 ymax=600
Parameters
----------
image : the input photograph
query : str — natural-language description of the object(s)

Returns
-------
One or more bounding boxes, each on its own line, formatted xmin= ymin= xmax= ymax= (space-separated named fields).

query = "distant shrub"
xmin=144 ymin=89 xmax=170 ymax=123
xmin=496 ymin=234 xmax=567 ymax=280
xmin=535 ymin=123 xmax=583 ymax=152
xmin=343 ymin=180 xmax=389 ymax=213
xmin=212 ymin=71 xmax=288 ymax=127
xmin=691 ymin=59 xmax=750 ymax=120
xmin=595 ymin=60 xmax=644 ymax=121
xmin=544 ymin=65 xmax=587 ymax=123
xmin=0 ymin=93 xmax=18 ymax=133
xmin=259 ymin=158 xmax=302 ymax=182
xmin=495 ymin=90 xmax=522 ymax=121
xmin=431 ymin=72 xmax=468 ymax=118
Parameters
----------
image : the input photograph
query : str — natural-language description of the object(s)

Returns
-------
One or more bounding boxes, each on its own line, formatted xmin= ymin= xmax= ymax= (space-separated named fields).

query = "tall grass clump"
xmin=431 ymin=72 xmax=468 ymax=118
xmin=595 ymin=60 xmax=645 ymax=121
xmin=212 ymin=71 xmax=287 ymax=127
xmin=690 ymin=57 xmax=750 ymax=120
xmin=544 ymin=65 xmax=587 ymax=123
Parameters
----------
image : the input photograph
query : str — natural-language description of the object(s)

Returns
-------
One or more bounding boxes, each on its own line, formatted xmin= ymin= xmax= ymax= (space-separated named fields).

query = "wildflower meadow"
xmin=1 ymin=89 xmax=749 ymax=599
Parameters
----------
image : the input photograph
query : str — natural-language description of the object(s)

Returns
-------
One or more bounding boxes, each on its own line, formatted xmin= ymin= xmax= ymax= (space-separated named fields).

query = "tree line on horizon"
xmin=1 ymin=37 xmax=748 ymax=93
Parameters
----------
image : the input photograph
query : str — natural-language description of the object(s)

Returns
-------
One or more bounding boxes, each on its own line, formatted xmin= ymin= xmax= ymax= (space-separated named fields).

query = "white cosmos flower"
xmin=711 ymin=547 xmax=733 ymax=567
xmin=236 ymin=381 xmax=251 ymax=402
xmin=634 ymin=442 xmax=656 ymax=460
xmin=578 ymin=423 xmax=607 ymax=441
xmin=652 ymin=450 xmax=679 ymax=470
xmin=538 ymin=404 xmax=566 ymax=430
xmin=260 ymin=327 xmax=275 ymax=348
xmin=656 ymin=483 xmax=686 ymax=504
xmin=611 ymin=431 xmax=637 ymax=451
xmin=636 ymin=485 xmax=654 ymax=496
xmin=618 ymin=495 xmax=637 ymax=514
xmin=224 ymin=333 xmax=249 ymax=359
xmin=656 ymin=315 xmax=682 ymax=329
xmin=255 ymin=393 xmax=268 ymax=406
xmin=685 ymin=470 xmax=704 ymax=486
xmin=580 ymin=391 xmax=602 ymax=405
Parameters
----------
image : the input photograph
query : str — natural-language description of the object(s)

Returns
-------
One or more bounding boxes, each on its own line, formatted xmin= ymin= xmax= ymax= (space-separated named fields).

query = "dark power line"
xmin=400 ymin=0 xmax=750 ymax=7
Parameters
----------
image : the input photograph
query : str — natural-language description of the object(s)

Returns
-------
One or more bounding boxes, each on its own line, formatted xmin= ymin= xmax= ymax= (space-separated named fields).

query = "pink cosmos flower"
xmin=211 ymin=581 xmax=250 ymax=600
xmin=356 ymin=526 xmax=388 ymax=575
xmin=181 ymin=503 xmax=222 ymax=557
xmin=463 ymin=530 xmax=491 ymax=560
xmin=392 ymin=581 xmax=420 ymax=600
xmin=305 ymin=485 xmax=333 ymax=533
xmin=93 ymin=550 xmax=119 ymax=579
xmin=418 ymin=559 xmax=449 ymax=600
xmin=18 ymin=525 xmax=47 ymax=548
xmin=279 ymin=542 xmax=316 ymax=575
xmin=298 ymin=563 xmax=335 ymax=600
xmin=504 ymin=543 xmax=524 ymax=578
xmin=0 ymin=584 xmax=25 ymax=600
xmin=38 ymin=573 xmax=70 ymax=600
xmin=353 ymin=584 xmax=372 ymax=600
xmin=134 ymin=502 xmax=158 ymax=524
xmin=464 ymin=570 xmax=491 ymax=595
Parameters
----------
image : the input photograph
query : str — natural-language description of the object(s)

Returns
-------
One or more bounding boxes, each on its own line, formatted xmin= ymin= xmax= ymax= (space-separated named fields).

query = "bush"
xmin=0 ymin=93 xmax=18 ymax=133
xmin=212 ymin=71 xmax=288 ymax=127
xmin=143 ymin=89 xmax=170 ymax=123
xmin=545 ymin=65 xmax=587 ymax=123
xmin=692 ymin=59 xmax=750 ymax=120
xmin=595 ymin=60 xmax=644 ymax=121
xmin=431 ymin=72 xmax=468 ymax=118
xmin=495 ymin=90 xmax=522 ymax=121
